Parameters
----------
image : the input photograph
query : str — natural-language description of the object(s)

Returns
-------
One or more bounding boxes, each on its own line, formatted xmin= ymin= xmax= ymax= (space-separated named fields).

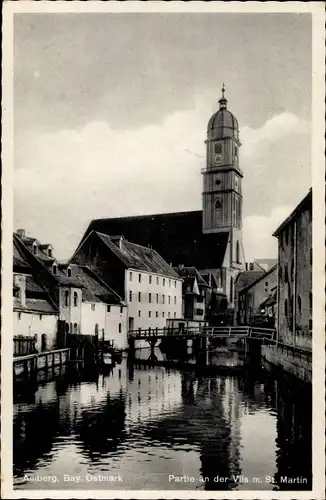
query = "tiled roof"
xmin=235 ymin=271 xmax=265 ymax=293
xmin=238 ymin=264 xmax=277 ymax=294
xmin=96 ymin=232 xmax=179 ymax=279
xmin=68 ymin=265 xmax=123 ymax=304
xmin=83 ymin=210 xmax=229 ymax=270
xmin=14 ymin=298 xmax=58 ymax=314
xmin=25 ymin=276 xmax=45 ymax=294
xmin=13 ymin=240 xmax=32 ymax=271
xmin=174 ymin=266 xmax=210 ymax=287
xmin=14 ymin=234 xmax=83 ymax=288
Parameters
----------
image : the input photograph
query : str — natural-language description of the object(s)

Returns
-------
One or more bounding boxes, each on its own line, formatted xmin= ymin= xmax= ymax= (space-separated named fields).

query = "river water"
xmin=13 ymin=348 xmax=312 ymax=491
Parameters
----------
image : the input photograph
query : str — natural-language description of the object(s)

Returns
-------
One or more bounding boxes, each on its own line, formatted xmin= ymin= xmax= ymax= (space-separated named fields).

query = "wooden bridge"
xmin=128 ymin=326 xmax=276 ymax=341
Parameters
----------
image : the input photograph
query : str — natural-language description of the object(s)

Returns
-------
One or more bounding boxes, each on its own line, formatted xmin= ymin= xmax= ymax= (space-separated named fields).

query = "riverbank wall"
xmin=261 ymin=343 xmax=311 ymax=383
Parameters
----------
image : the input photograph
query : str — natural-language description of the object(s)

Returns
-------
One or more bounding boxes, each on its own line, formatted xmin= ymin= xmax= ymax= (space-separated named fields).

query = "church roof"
xmin=83 ymin=210 xmax=230 ymax=271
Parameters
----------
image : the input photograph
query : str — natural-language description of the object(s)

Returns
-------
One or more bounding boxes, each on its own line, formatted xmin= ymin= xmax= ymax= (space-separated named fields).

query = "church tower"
xmin=202 ymin=85 xmax=245 ymax=303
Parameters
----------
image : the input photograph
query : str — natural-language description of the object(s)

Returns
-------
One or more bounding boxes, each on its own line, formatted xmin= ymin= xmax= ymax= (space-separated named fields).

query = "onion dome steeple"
xmin=207 ymin=84 xmax=239 ymax=141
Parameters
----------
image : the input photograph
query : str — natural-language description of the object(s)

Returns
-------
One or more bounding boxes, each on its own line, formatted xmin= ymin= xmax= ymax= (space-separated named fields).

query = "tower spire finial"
xmin=221 ymin=82 xmax=225 ymax=99
xmin=219 ymin=82 xmax=227 ymax=109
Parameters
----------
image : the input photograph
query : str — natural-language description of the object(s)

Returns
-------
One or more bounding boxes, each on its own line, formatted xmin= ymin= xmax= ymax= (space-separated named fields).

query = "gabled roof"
xmin=235 ymin=270 xmax=265 ymax=293
xmin=254 ymin=258 xmax=278 ymax=272
xmin=83 ymin=210 xmax=229 ymax=270
xmin=95 ymin=232 xmax=179 ymax=279
xmin=68 ymin=265 xmax=123 ymax=304
xmin=238 ymin=264 xmax=277 ymax=295
xmin=273 ymin=188 xmax=312 ymax=237
xmin=14 ymin=234 xmax=83 ymax=288
xmin=174 ymin=266 xmax=210 ymax=287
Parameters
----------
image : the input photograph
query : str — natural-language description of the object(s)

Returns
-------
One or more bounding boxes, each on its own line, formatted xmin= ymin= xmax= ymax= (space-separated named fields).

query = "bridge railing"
xmin=127 ymin=326 xmax=256 ymax=338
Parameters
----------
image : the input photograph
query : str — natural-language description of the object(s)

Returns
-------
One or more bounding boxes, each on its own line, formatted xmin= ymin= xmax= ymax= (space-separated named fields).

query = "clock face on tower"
xmin=213 ymin=154 xmax=222 ymax=165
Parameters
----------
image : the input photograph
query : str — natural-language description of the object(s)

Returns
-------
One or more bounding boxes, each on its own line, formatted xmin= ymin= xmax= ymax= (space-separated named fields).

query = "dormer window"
xmin=33 ymin=243 xmax=38 ymax=255
xmin=52 ymin=263 xmax=58 ymax=275
xmin=67 ymin=267 xmax=72 ymax=278
xmin=48 ymin=248 xmax=53 ymax=258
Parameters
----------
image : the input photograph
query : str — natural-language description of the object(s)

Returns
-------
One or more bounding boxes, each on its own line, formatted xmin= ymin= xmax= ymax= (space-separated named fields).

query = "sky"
xmin=14 ymin=12 xmax=312 ymax=261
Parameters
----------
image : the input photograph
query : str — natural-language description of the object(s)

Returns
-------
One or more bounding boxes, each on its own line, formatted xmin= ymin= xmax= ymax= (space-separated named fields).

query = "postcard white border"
xmin=2 ymin=2 xmax=325 ymax=499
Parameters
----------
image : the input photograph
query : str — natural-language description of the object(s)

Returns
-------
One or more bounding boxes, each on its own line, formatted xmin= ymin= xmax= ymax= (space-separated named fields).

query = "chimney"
xmin=14 ymin=275 xmax=26 ymax=307
xmin=178 ymin=264 xmax=184 ymax=271
xmin=16 ymin=229 xmax=26 ymax=238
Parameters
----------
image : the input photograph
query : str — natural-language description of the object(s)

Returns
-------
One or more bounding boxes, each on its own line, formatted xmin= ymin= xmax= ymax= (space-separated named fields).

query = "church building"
xmin=80 ymin=87 xmax=245 ymax=309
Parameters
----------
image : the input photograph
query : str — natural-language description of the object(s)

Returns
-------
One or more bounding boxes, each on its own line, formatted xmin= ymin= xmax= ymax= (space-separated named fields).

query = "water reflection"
xmin=13 ymin=350 xmax=312 ymax=491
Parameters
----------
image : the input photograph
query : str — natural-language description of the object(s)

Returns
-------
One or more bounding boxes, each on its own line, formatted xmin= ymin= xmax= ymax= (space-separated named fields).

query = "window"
xmin=162 ymin=312 xmax=165 ymax=318
xmin=120 ymin=306 xmax=123 ymax=314
xmin=18 ymin=312 xmax=21 ymax=320
xmin=215 ymin=178 xmax=221 ymax=186
xmin=174 ymin=281 xmax=177 ymax=288
xmin=118 ymin=323 xmax=122 ymax=333
xmin=73 ymin=323 xmax=78 ymax=334
xmin=138 ymin=274 xmax=142 ymax=283
xmin=156 ymin=293 xmax=159 ymax=303
xmin=149 ymin=311 xmax=151 ymax=318
xmin=298 ymin=295 xmax=302 ymax=314
xmin=163 ymin=278 xmax=165 ymax=286
xmin=215 ymin=199 xmax=222 ymax=211
xmin=73 ymin=291 xmax=78 ymax=307
xmin=169 ymin=279 xmax=171 ymax=287
xmin=91 ymin=304 xmax=95 ymax=311
xmin=149 ymin=293 xmax=152 ymax=303
xmin=265 ymin=281 xmax=269 ymax=287
xmin=157 ymin=277 xmax=159 ymax=285
xmin=174 ymin=312 xmax=176 ymax=318
xmin=230 ymin=277 xmax=234 ymax=303
xmin=309 ymin=292 xmax=312 ymax=315
xmin=107 ymin=305 xmax=111 ymax=313
xmin=214 ymin=143 xmax=222 ymax=154
xmin=168 ymin=295 xmax=171 ymax=304
xmin=162 ymin=295 xmax=165 ymax=304
xmin=138 ymin=310 xmax=141 ymax=318
xmin=130 ymin=272 xmax=133 ymax=281
xmin=64 ymin=290 xmax=69 ymax=307
xmin=52 ymin=264 xmax=58 ymax=275
xmin=168 ymin=312 xmax=171 ymax=318
xmin=67 ymin=267 xmax=72 ymax=277
xmin=174 ymin=296 xmax=177 ymax=305
xmin=156 ymin=311 xmax=159 ymax=318
xmin=234 ymin=145 xmax=238 ymax=157
xmin=129 ymin=290 xmax=132 ymax=302
xmin=138 ymin=292 xmax=141 ymax=302
xmin=149 ymin=275 xmax=152 ymax=284
xmin=236 ymin=241 xmax=240 ymax=263
xmin=39 ymin=314 xmax=43 ymax=320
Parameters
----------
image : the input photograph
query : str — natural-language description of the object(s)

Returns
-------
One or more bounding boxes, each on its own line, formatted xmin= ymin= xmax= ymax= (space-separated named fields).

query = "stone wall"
xmin=261 ymin=344 xmax=311 ymax=383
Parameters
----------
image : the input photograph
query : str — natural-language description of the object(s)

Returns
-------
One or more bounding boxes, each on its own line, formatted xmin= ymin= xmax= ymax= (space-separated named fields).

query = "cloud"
xmin=14 ymin=101 xmax=311 ymax=261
